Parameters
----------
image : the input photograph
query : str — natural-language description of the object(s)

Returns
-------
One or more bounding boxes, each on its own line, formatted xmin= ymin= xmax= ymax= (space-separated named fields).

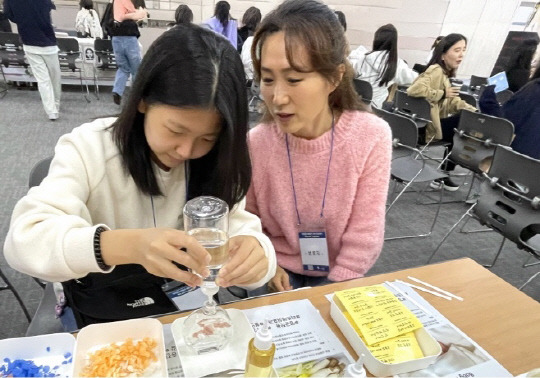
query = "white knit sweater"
xmin=4 ymin=118 xmax=276 ymax=289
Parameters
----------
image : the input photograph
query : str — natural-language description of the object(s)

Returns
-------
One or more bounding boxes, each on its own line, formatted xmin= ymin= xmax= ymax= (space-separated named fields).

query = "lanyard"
xmin=285 ymin=113 xmax=335 ymax=226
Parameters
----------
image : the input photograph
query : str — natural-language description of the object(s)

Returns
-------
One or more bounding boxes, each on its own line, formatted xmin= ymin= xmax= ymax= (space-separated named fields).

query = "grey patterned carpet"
xmin=0 ymin=83 xmax=538 ymax=340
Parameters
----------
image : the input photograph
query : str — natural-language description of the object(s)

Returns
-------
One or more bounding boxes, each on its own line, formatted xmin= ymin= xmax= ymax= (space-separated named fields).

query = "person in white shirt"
xmin=348 ymin=24 xmax=418 ymax=108
xmin=4 ymin=25 xmax=276 ymax=328
xmin=75 ymin=0 xmax=103 ymax=39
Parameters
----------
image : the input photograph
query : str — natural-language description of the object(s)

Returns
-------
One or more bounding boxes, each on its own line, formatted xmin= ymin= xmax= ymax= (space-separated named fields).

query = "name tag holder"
xmin=298 ymin=219 xmax=330 ymax=272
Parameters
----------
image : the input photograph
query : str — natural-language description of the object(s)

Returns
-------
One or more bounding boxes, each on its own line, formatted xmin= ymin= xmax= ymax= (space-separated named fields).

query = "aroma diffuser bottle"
xmin=245 ymin=319 xmax=275 ymax=377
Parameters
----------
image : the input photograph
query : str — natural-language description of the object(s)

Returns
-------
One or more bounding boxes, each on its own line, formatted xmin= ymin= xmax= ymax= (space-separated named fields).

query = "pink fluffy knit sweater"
xmin=246 ymin=110 xmax=392 ymax=282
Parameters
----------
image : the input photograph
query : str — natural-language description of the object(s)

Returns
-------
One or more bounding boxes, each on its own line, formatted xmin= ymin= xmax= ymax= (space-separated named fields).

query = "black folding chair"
xmin=0 ymin=32 xmax=29 ymax=96
xmin=428 ymin=146 xmax=540 ymax=287
xmin=353 ymin=78 xmax=373 ymax=105
xmin=57 ymin=37 xmax=90 ymax=102
xmin=374 ymin=107 xmax=448 ymax=240
xmin=93 ymin=38 xmax=116 ymax=100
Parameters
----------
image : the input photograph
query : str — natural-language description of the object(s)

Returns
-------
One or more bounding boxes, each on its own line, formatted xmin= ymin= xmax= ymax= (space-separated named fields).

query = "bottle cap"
xmin=253 ymin=319 xmax=273 ymax=351
xmin=345 ymin=354 xmax=366 ymax=378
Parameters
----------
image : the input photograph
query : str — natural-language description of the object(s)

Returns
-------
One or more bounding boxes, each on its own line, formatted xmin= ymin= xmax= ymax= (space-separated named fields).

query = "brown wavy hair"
xmin=251 ymin=0 xmax=365 ymax=121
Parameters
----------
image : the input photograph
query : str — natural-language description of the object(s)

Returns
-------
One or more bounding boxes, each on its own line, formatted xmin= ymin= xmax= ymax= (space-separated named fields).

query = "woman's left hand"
xmin=216 ymin=236 xmax=268 ymax=287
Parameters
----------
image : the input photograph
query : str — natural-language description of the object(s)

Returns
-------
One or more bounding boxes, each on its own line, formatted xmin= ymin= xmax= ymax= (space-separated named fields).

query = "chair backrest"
xmin=459 ymin=92 xmax=477 ymax=108
xmin=94 ymin=38 xmax=114 ymax=53
xmin=412 ymin=63 xmax=427 ymax=74
xmin=57 ymin=37 xmax=80 ymax=54
xmin=496 ymin=89 xmax=513 ymax=105
xmin=374 ymin=107 xmax=418 ymax=160
xmin=29 ymin=157 xmax=52 ymax=188
xmin=450 ymin=109 xmax=514 ymax=174
xmin=470 ymin=75 xmax=488 ymax=88
xmin=475 ymin=146 xmax=540 ymax=256
xmin=393 ymin=90 xmax=431 ymax=128
xmin=94 ymin=38 xmax=116 ymax=69
xmin=353 ymin=79 xmax=373 ymax=104
xmin=0 ymin=32 xmax=28 ymax=68
xmin=57 ymin=38 xmax=81 ymax=71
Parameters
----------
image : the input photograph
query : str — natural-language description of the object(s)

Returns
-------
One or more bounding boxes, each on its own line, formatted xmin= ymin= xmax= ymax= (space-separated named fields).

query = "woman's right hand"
xmin=445 ymin=86 xmax=461 ymax=98
xmin=101 ymin=228 xmax=211 ymax=287
xmin=268 ymin=265 xmax=292 ymax=292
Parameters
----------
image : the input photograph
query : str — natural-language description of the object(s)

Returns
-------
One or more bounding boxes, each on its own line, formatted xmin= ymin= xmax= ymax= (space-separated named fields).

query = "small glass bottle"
xmin=344 ymin=354 xmax=367 ymax=378
xmin=245 ymin=319 xmax=275 ymax=377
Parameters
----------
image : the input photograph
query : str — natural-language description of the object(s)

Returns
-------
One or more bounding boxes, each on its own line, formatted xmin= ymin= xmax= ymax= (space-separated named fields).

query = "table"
xmin=159 ymin=258 xmax=540 ymax=376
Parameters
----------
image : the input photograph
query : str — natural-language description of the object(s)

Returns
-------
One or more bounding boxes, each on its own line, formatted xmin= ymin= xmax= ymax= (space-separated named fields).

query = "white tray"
xmin=72 ymin=318 xmax=168 ymax=377
xmin=0 ymin=333 xmax=75 ymax=378
xmin=330 ymin=298 xmax=441 ymax=376
xmin=171 ymin=309 xmax=254 ymax=378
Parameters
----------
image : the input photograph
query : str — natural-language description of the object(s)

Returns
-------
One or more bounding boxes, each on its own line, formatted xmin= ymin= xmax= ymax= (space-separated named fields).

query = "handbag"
xmin=62 ymin=264 xmax=178 ymax=328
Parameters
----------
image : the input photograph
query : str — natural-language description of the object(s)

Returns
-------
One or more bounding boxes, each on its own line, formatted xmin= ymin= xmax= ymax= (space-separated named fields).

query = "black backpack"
xmin=101 ymin=1 xmax=115 ymax=39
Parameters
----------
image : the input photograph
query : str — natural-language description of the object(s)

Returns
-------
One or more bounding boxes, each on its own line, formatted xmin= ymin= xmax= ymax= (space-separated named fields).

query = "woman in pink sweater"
xmin=246 ymin=0 xmax=392 ymax=291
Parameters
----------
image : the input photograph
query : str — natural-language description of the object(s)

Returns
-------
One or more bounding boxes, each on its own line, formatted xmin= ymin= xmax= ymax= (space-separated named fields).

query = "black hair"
xmin=79 ymin=0 xmax=93 ymax=10
xmin=334 ymin=10 xmax=346 ymax=32
xmin=241 ymin=6 xmax=261 ymax=33
xmin=369 ymin=23 xmax=398 ymax=87
xmin=214 ymin=1 xmax=231 ymax=28
xmin=505 ymin=39 xmax=538 ymax=71
xmin=252 ymin=0 xmax=364 ymax=121
xmin=175 ymin=4 xmax=193 ymax=25
xmin=431 ymin=35 xmax=444 ymax=50
xmin=111 ymin=25 xmax=250 ymax=208
xmin=428 ymin=33 xmax=467 ymax=77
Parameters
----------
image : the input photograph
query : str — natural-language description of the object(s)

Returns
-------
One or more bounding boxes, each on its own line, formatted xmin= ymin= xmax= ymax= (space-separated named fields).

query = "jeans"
xmin=112 ymin=36 xmax=141 ymax=96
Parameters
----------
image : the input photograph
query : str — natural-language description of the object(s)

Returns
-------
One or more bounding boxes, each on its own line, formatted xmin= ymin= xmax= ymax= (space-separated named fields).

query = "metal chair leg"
xmin=519 ymin=270 xmax=540 ymax=291
xmin=386 ymin=179 xmax=444 ymax=240
xmin=0 ymin=268 xmax=32 ymax=322
xmin=0 ymin=65 xmax=8 ymax=98
xmin=427 ymin=203 xmax=476 ymax=263
xmin=77 ymin=68 xmax=91 ymax=103
xmin=458 ymin=215 xmax=493 ymax=234
xmin=523 ymin=255 xmax=540 ymax=267
xmin=482 ymin=236 xmax=506 ymax=268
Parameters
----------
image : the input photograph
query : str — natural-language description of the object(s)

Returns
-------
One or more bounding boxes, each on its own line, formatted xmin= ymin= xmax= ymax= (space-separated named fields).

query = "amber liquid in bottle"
xmin=244 ymin=337 xmax=276 ymax=377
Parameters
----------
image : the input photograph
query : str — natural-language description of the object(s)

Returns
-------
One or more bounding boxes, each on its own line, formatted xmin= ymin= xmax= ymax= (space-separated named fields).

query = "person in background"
xmin=174 ymin=4 xmax=193 ymax=25
xmin=407 ymin=33 xmax=477 ymax=191
xmin=167 ymin=4 xmax=193 ymax=29
xmin=110 ymin=0 xmax=147 ymax=106
xmin=504 ymin=39 xmax=539 ymax=93
xmin=237 ymin=6 xmax=261 ymax=53
xmin=239 ymin=7 xmax=261 ymax=82
xmin=479 ymin=64 xmax=540 ymax=159
xmin=4 ymin=25 xmax=276 ymax=329
xmin=334 ymin=10 xmax=346 ymax=32
xmin=246 ymin=0 xmax=391 ymax=291
xmin=425 ymin=35 xmax=443 ymax=64
xmin=4 ymin=0 xmax=61 ymax=121
xmin=204 ymin=1 xmax=238 ymax=49
xmin=75 ymin=0 xmax=103 ymax=39
xmin=348 ymin=24 xmax=417 ymax=108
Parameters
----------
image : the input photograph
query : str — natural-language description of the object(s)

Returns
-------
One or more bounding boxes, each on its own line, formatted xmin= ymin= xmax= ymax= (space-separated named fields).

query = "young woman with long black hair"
xmin=349 ymin=24 xmax=417 ymax=108
xmin=4 ymin=25 xmax=276 ymax=328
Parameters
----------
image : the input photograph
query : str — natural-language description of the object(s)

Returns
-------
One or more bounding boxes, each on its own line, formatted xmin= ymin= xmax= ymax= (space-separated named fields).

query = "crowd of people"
xmin=3 ymin=0 xmax=540 ymax=329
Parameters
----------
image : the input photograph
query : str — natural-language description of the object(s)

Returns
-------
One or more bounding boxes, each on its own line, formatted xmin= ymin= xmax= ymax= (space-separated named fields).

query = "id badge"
xmin=298 ymin=219 xmax=330 ymax=272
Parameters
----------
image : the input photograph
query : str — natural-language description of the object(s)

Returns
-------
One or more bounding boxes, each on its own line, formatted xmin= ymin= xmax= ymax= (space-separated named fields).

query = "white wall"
xmin=52 ymin=0 xmax=533 ymax=78
xmin=440 ymin=0 xmax=521 ymax=78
